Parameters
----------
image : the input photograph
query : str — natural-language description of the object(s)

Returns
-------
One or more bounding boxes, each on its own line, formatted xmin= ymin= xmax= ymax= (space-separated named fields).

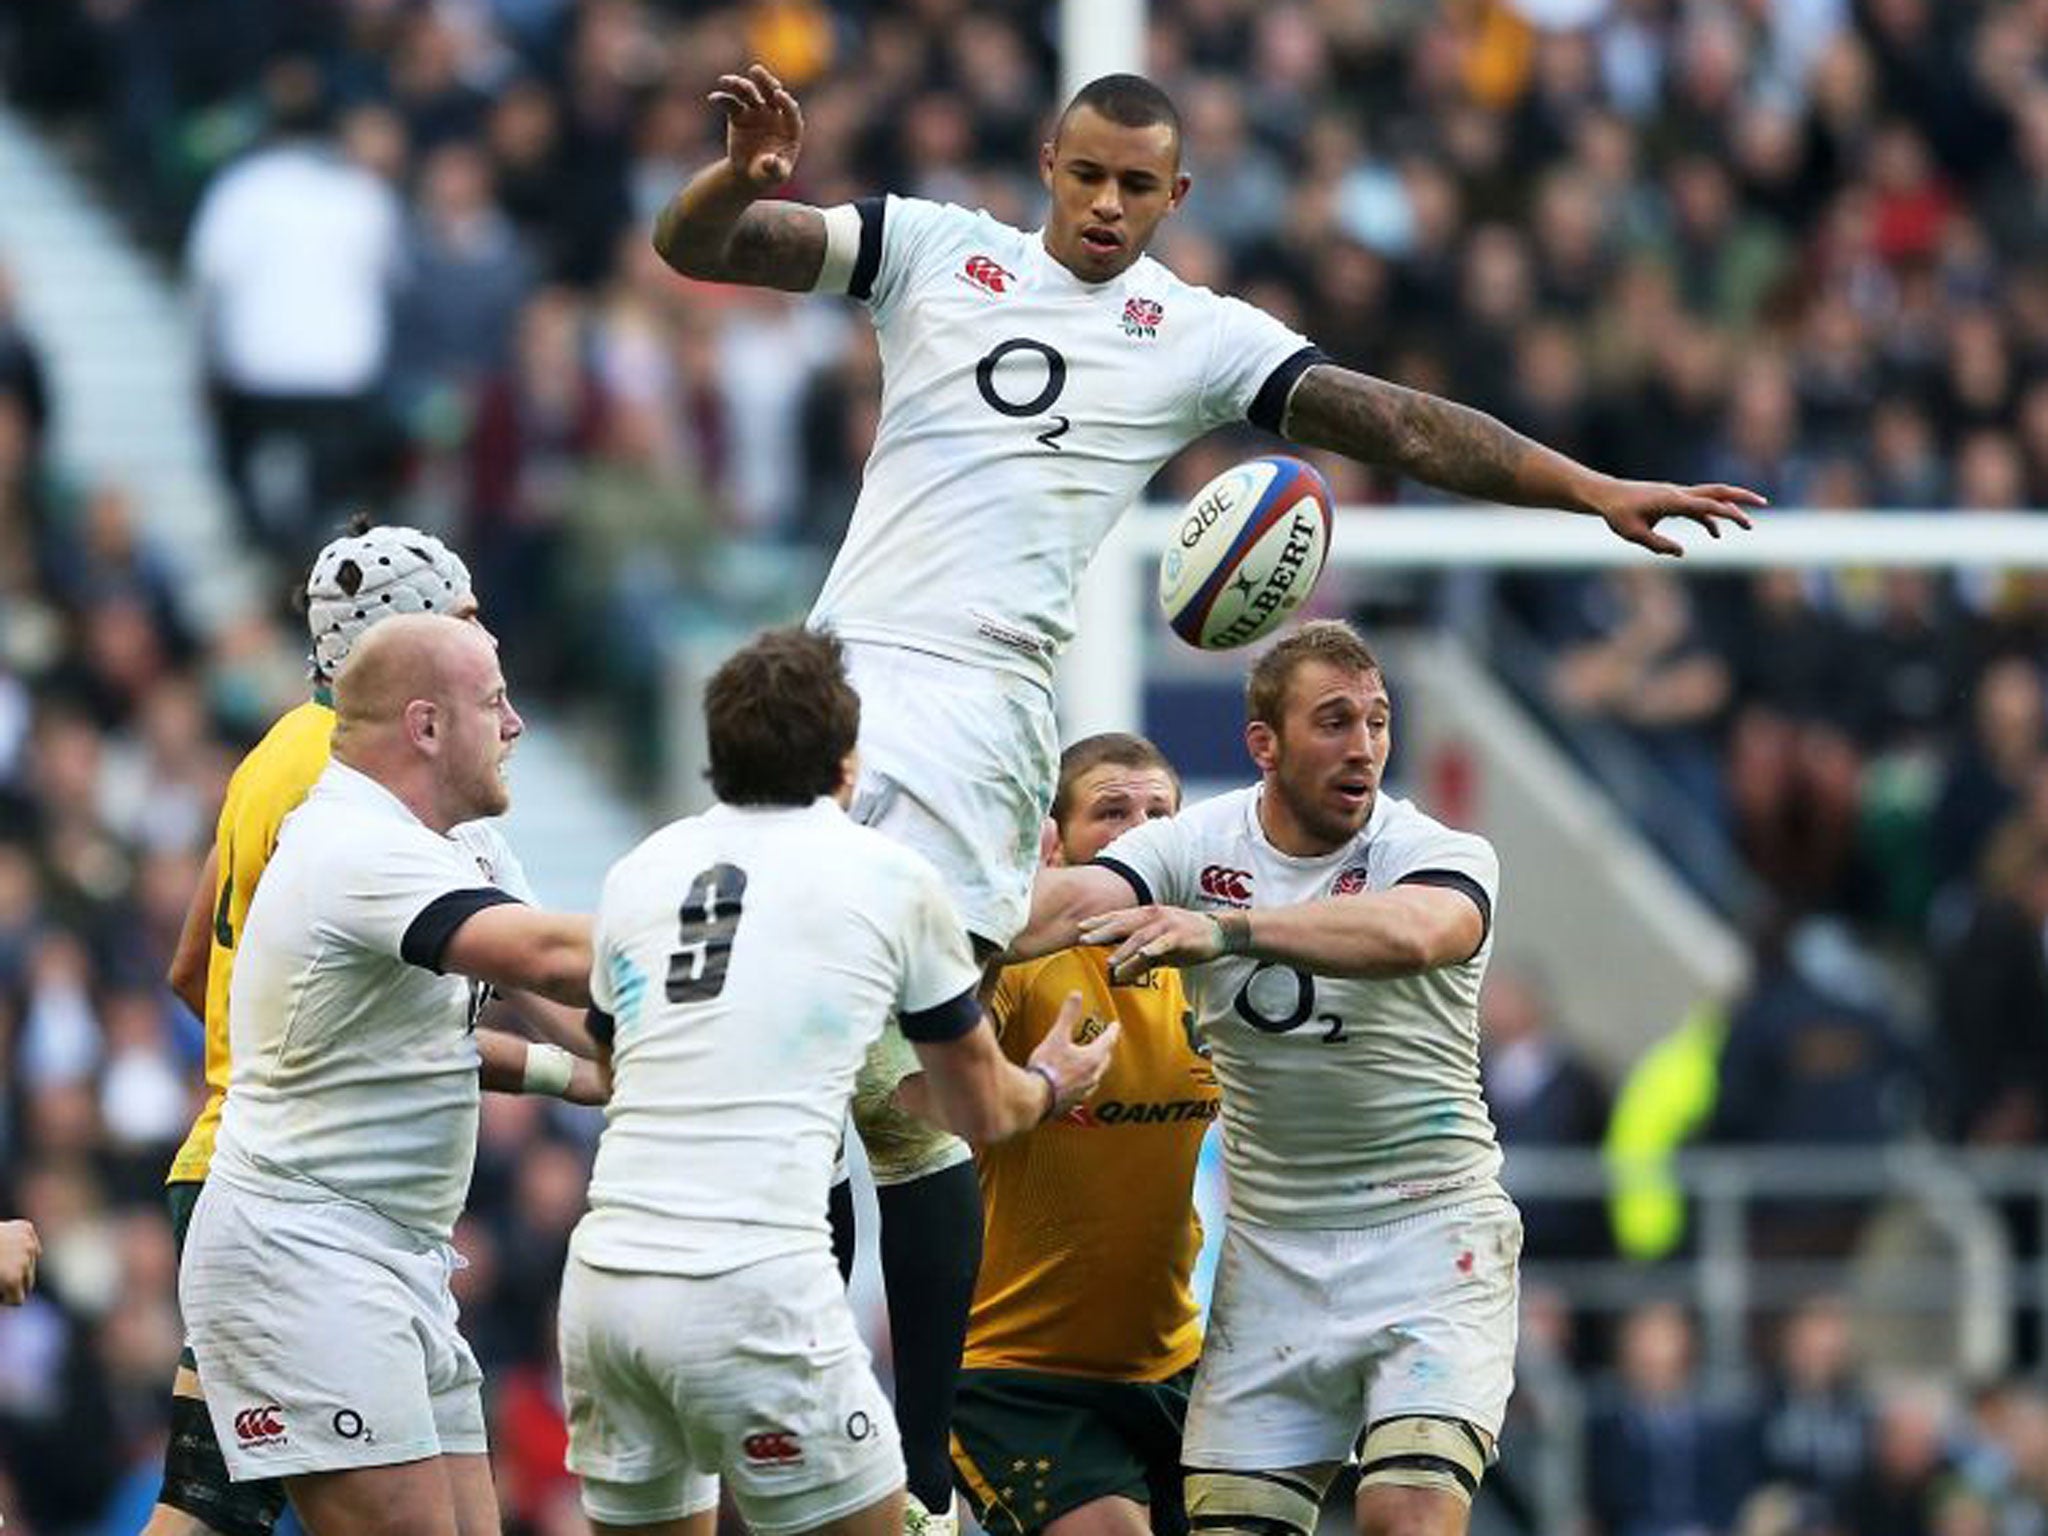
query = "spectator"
xmin=1844 ymin=1380 xmax=1958 ymax=1536
xmin=1710 ymin=915 xmax=1919 ymax=1256
xmin=1481 ymin=959 xmax=1611 ymax=1262
xmin=1648 ymin=155 xmax=1789 ymax=334
xmin=1930 ymin=656 xmax=2046 ymax=899
xmin=486 ymin=77 xmax=579 ymax=281
xmin=0 ymin=1165 xmax=123 ymax=1530
xmin=1723 ymin=573 xmax=1866 ymax=913
xmin=186 ymin=55 xmax=404 ymax=561
xmin=1548 ymin=566 xmax=1731 ymax=820
xmin=465 ymin=287 xmax=609 ymax=687
xmin=1175 ymin=74 xmax=1291 ymax=252
xmin=1868 ymin=394 xmax=1946 ymax=508
xmin=0 ymin=268 xmax=49 ymax=451
xmin=1754 ymin=1296 xmax=1873 ymax=1523
xmin=389 ymin=139 xmax=537 ymax=417
xmin=1702 ymin=355 xmax=1811 ymax=507
xmin=1586 ymin=1301 xmax=1756 ymax=1536
xmin=1934 ymin=820 xmax=2048 ymax=1146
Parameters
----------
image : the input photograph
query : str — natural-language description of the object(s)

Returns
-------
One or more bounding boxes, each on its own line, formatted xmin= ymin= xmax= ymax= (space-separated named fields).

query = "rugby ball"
xmin=1158 ymin=455 xmax=1333 ymax=649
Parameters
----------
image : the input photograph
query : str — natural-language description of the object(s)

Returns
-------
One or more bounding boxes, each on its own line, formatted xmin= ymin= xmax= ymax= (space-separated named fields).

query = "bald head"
xmin=333 ymin=613 xmax=485 ymax=733
xmin=331 ymin=614 xmax=521 ymax=828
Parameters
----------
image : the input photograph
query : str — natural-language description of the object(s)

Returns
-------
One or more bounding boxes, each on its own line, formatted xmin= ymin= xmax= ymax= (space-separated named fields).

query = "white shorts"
xmin=178 ymin=1179 xmax=486 ymax=1481
xmin=843 ymin=640 xmax=1058 ymax=949
xmin=1183 ymin=1195 xmax=1523 ymax=1471
xmin=559 ymin=1247 xmax=904 ymax=1533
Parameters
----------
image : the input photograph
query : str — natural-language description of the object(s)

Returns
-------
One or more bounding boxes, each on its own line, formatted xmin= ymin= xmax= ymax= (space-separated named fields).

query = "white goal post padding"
xmin=1060 ymin=507 xmax=2048 ymax=737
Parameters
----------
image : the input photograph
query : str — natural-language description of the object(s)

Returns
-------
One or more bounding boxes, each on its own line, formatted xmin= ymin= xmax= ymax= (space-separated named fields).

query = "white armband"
xmin=814 ymin=203 xmax=863 ymax=294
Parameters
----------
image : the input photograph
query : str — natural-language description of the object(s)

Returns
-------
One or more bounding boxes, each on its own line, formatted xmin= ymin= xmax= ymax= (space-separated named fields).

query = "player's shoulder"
xmin=1180 ymin=783 xmax=1260 ymax=841
xmin=881 ymin=193 xmax=1016 ymax=242
xmin=876 ymin=193 xmax=1011 ymax=250
xmin=874 ymin=194 xmax=1029 ymax=283
xmin=1374 ymin=793 xmax=1497 ymax=870
xmin=223 ymin=700 xmax=333 ymax=822
xmin=232 ymin=699 xmax=332 ymax=782
xmin=999 ymin=942 xmax=1103 ymax=1002
xmin=602 ymin=815 xmax=705 ymax=905
xmin=294 ymin=763 xmax=452 ymax=864
xmin=1132 ymin=252 xmax=1265 ymax=325
xmin=449 ymin=819 xmax=525 ymax=893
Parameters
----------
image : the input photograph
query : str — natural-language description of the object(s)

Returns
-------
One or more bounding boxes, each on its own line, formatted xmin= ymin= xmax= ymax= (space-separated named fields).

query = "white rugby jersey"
xmin=574 ymin=797 xmax=983 ymax=1277
xmin=1095 ymin=785 xmax=1503 ymax=1228
xmin=808 ymin=196 xmax=1323 ymax=686
xmin=211 ymin=763 xmax=529 ymax=1241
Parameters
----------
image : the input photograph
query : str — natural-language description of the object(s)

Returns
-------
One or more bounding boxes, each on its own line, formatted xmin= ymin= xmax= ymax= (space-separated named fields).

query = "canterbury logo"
xmin=1199 ymin=865 xmax=1253 ymax=903
xmin=961 ymin=255 xmax=1013 ymax=295
xmin=742 ymin=1430 xmax=803 ymax=1464
xmin=234 ymin=1405 xmax=285 ymax=1443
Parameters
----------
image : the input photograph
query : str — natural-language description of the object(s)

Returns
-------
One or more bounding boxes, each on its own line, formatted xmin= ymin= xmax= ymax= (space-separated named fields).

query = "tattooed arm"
xmin=1283 ymin=364 xmax=1764 ymax=556
xmin=653 ymin=63 xmax=828 ymax=292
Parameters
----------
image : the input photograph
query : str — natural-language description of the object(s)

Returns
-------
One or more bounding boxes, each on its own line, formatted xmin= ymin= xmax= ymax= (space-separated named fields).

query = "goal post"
xmin=1059 ymin=508 xmax=2048 ymax=738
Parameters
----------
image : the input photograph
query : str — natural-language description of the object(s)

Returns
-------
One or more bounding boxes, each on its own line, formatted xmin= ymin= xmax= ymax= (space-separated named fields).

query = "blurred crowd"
xmin=4 ymin=0 xmax=2048 ymax=1532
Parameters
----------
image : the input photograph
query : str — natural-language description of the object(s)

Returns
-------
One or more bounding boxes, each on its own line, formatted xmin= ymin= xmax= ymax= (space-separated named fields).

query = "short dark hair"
xmin=1056 ymin=74 xmax=1182 ymax=152
xmin=704 ymin=627 xmax=860 ymax=806
xmin=1246 ymin=621 xmax=1382 ymax=727
xmin=1051 ymin=732 xmax=1180 ymax=826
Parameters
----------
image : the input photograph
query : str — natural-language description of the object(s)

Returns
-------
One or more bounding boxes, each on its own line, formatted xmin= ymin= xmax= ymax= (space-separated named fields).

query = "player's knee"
xmin=1183 ymin=1468 xmax=1323 ymax=1536
xmin=1354 ymin=1483 xmax=1471 ymax=1536
xmin=1353 ymin=1417 xmax=1489 ymax=1532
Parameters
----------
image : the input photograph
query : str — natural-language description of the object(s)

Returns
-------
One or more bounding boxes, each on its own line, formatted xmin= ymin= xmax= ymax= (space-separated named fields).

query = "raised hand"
xmin=1593 ymin=479 xmax=1766 ymax=558
xmin=708 ymin=63 xmax=804 ymax=193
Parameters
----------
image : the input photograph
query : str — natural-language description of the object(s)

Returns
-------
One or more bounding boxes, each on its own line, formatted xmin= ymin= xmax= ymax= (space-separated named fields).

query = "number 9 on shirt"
xmin=1159 ymin=455 xmax=1334 ymax=650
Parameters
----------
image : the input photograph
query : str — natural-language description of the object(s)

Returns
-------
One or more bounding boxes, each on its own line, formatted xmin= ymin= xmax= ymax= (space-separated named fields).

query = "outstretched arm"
xmin=1084 ymin=885 xmax=1486 ymax=985
xmin=1006 ymin=863 xmax=1145 ymax=963
xmin=440 ymin=906 xmax=593 ymax=1007
xmin=1282 ymin=364 xmax=1764 ymax=557
xmin=653 ymin=64 xmax=829 ymax=292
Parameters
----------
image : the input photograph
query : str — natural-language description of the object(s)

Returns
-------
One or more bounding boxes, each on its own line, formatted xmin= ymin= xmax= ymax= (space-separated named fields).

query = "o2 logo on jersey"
xmin=1234 ymin=962 xmax=1349 ymax=1045
xmin=976 ymin=337 xmax=1070 ymax=451
xmin=960 ymin=255 xmax=1013 ymax=295
xmin=1121 ymin=296 xmax=1163 ymax=338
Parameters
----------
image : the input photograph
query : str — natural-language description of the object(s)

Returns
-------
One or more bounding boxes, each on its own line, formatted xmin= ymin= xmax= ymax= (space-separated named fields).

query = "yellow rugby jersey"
xmin=963 ymin=947 xmax=1218 ymax=1381
xmin=166 ymin=699 xmax=335 ymax=1185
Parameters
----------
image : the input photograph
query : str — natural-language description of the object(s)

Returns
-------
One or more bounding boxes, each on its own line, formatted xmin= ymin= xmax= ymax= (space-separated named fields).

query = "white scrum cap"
xmin=305 ymin=524 xmax=474 ymax=677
